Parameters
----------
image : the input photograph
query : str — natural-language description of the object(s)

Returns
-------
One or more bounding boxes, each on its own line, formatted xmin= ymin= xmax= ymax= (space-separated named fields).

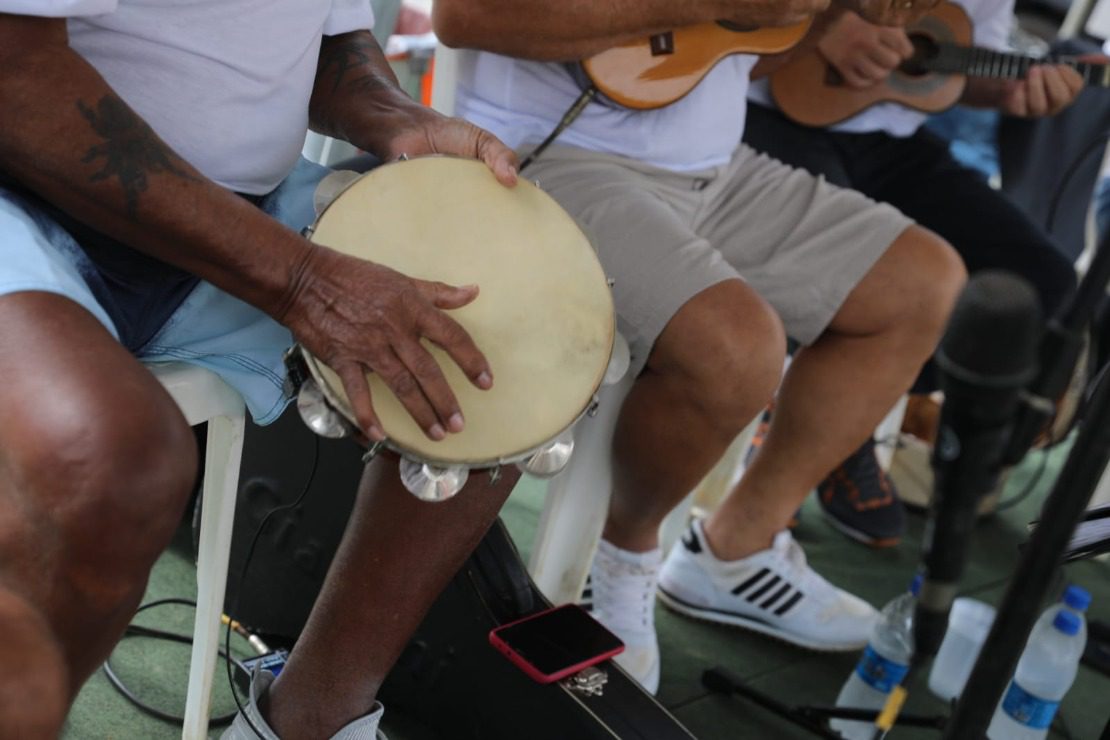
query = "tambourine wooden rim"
xmin=298 ymin=155 xmax=615 ymax=467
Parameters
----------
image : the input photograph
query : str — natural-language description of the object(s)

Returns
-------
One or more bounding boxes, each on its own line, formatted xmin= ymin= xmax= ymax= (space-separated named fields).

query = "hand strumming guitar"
xmin=817 ymin=11 xmax=914 ymax=88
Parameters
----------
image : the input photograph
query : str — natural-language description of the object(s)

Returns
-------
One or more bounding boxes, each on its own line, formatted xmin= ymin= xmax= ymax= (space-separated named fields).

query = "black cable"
xmin=518 ymin=86 xmax=597 ymax=172
xmin=1045 ymin=132 xmax=1110 ymax=236
xmin=101 ymin=598 xmax=248 ymax=726
xmin=224 ymin=433 xmax=321 ymax=735
xmin=994 ymin=445 xmax=1051 ymax=513
xmin=995 ymin=350 xmax=1110 ymax=514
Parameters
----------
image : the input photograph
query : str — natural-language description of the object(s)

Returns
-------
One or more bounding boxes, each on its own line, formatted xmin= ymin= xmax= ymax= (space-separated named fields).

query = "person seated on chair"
xmin=742 ymin=0 xmax=1081 ymax=548
xmin=0 ymin=3 xmax=523 ymax=738
xmin=434 ymin=0 xmax=966 ymax=694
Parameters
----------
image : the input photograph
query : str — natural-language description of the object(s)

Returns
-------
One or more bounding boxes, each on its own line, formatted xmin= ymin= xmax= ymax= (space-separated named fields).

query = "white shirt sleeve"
xmin=0 ymin=0 xmax=117 ymax=16
xmin=324 ymin=0 xmax=375 ymax=36
xmin=968 ymin=0 xmax=1015 ymax=52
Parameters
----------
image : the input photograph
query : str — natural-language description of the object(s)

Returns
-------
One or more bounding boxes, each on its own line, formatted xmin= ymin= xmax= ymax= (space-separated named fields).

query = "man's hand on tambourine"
xmin=835 ymin=0 xmax=939 ymax=27
xmin=365 ymin=104 xmax=520 ymax=188
xmin=280 ymin=244 xmax=493 ymax=442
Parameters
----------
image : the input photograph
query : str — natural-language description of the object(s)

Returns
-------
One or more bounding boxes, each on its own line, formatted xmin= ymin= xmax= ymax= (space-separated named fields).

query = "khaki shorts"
xmin=525 ymin=144 xmax=913 ymax=374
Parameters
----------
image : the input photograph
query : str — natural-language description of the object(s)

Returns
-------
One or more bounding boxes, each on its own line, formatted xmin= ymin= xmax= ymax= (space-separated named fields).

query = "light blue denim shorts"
xmin=0 ymin=158 xmax=332 ymax=425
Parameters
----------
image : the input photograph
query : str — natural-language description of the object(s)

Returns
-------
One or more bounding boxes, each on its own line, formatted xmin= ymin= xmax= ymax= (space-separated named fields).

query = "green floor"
xmin=64 ymin=441 xmax=1110 ymax=739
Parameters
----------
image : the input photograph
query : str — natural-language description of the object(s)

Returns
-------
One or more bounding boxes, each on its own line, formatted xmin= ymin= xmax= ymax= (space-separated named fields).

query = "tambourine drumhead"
xmin=305 ymin=156 xmax=615 ymax=465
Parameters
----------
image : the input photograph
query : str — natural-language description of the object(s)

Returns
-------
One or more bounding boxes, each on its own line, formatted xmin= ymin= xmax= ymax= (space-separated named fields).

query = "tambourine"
xmin=285 ymin=156 xmax=621 ymax=501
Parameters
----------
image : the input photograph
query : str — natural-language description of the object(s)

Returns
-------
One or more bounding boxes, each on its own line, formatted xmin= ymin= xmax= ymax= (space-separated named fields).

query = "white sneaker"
xmin=582 ymin=539 xmax=662 ymax=694
xmin=222 ymin=664 xmax=387 ymax=739
xmin=658 ymin=520 xmax=877 ymax=651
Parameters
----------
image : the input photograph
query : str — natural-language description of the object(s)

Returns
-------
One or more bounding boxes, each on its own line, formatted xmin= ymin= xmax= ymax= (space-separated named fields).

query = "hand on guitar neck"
xmin=965 ymin=59 xmax=1087 ymax=118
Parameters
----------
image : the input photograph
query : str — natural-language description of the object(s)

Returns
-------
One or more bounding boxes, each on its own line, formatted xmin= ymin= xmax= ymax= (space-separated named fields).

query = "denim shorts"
xmin=0 ymin=158 xmax=332 ymax=424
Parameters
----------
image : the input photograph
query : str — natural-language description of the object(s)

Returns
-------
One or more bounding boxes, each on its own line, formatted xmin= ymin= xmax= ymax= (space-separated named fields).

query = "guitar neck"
xmin=925 ymin=43 xmax=1110 ymax=88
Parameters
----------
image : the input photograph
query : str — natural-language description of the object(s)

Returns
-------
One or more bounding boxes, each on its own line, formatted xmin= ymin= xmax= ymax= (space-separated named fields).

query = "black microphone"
xmin=914 ymin=271 xmax=1042 ymax=661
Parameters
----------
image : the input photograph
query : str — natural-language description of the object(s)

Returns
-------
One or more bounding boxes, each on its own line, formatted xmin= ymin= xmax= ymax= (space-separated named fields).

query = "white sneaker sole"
xmin=656 ymin=586 xmax=868 ymax=652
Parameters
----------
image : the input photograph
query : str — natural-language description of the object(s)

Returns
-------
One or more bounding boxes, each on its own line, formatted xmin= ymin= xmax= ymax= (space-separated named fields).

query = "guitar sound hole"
xmin=900 ymin=34 xmax=939 ymax=77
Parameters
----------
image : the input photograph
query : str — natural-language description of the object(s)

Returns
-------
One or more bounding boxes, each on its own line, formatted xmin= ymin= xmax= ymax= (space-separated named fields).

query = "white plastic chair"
xmin=529 ymin=385 xmax=907 ymax=603
xmin=145 ymin=362 xmax=246 ymax=740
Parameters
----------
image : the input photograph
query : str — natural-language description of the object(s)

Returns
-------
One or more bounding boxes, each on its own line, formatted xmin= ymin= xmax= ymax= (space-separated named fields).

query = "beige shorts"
xmin=524 ymin=143 xmax=914 ymax=374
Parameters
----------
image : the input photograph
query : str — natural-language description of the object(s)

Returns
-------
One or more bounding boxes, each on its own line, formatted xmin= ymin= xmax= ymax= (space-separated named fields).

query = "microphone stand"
xmin=944 ymin=228 xmax=1110 ymax=739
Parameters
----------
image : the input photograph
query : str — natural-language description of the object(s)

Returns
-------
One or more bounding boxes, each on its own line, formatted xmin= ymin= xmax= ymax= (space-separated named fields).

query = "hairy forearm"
xmin=309 ymin=31 xmax=420 ymax=155
xmin=434 ymin=0 xmax=784 ymax=60
xmin=0 ymin=16 xmax=309 ymax=320
xmin=750 ymin=8 xmax=843 ymax=79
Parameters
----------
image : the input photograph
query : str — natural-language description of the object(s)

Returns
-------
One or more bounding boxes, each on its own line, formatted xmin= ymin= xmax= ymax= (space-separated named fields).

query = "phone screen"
xmin=492 ymin=605 xmax=624 ymax=676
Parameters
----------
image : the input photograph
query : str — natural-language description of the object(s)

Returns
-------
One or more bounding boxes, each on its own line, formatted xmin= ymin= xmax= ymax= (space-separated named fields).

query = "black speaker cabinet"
xmin=218 ymin=407 xmax=365 ymax=640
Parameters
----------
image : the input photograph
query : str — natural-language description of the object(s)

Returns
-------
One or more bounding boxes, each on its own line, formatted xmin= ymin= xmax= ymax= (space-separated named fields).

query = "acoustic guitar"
xmin=769 ymin=1 xmax=1110 ymax=127
xmin=581 ymin=20 xmax=812 ymax=110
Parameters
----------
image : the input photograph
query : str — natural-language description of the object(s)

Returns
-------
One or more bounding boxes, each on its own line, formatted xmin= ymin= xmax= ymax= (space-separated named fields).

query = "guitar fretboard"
xmin=920 ymin=43 xmax=1110 ymax=87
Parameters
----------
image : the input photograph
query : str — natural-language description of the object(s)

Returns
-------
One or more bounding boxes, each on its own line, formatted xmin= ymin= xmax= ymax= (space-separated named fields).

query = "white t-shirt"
xmin=454 ymin=50 xmax=758 ymax=173
xmin=747 ymin=0 xmax=1014 ymax=137
xmin=4 ymin=0 xmax=374 ymax=194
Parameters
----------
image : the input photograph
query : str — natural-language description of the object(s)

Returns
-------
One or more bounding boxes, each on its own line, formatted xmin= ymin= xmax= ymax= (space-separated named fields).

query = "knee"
xmin=652 ymin=281 xmax=786 ymax=429
xmin=10 ymin=387 xmax=197 ymax=572
xmin=889 ymin=226 xmax=967 ymax=338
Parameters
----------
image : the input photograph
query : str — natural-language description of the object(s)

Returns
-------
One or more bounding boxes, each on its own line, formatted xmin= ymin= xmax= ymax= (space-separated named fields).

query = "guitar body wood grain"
xmin=770 ymin=2 xmax=972 ymax=126
xmin=582 ymin=20 xmax=812 ymax=110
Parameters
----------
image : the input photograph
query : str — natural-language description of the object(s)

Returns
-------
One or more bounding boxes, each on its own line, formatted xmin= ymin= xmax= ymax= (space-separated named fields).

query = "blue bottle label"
xmin=1001 ymin=681 xmax=1059 ymax=729
xmin=855 ymin=644 xmax=909 ymax=693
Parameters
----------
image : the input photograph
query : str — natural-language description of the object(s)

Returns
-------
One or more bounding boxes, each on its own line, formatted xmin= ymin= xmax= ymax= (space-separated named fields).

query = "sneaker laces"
xmin=767 ymin=530 xmax=839 ymax=604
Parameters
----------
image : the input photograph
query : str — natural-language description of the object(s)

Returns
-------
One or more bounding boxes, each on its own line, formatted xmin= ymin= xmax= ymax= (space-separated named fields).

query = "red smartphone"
xmin=489 ymin=604 xmax=625 ymax=684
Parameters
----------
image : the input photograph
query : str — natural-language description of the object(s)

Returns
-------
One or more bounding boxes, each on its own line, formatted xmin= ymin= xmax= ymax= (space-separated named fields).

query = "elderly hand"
xmin=280 ymin=244 xmax=493 ymax=442
xmin=378 ymin=105 xmax=519 ymax=186
xmin=818 ymin=11 xmax=914 ymax=88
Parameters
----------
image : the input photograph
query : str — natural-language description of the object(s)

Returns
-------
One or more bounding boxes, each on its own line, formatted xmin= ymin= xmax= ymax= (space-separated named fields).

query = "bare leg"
xmin=0 ymin=292 xmax=198 ymax=733
xmin=704 ymin=227 xmax=965 ymax=559
xmin=603 ymin=279 xmax=787 ymax=553
xmin=264 ymin=459 xmax=519 ymax=739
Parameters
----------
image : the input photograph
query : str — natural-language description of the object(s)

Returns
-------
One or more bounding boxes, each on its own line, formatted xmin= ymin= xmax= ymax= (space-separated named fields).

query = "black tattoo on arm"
xmin=317 ymin=33 xmax=394 ymax=95
xmin=78 ymin=95 xmax=198 ymax=219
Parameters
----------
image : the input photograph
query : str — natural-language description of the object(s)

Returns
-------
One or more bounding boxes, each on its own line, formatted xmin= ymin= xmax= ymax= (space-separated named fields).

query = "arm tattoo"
xmin=78 ymin=96 xmax=197 ymax=219
xmin=318 ymin=34 xmax=391 ymax=94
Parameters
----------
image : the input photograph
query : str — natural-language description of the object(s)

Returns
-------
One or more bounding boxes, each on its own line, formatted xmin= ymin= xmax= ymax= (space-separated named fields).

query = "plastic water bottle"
xmin=986 ymin=585 xmax=1091 ymax=740
xmin=831 ymin=576 xmax=919 ymax=740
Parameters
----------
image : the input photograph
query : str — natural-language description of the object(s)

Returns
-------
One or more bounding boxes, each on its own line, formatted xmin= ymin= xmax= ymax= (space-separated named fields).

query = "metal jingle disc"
xmin=518 ymin=431 xmax=575 ymax=478
xmin=296 ymin=377 xmax=353 ymax=439
xmin=400 ymin=458 xmax=470 ymax=502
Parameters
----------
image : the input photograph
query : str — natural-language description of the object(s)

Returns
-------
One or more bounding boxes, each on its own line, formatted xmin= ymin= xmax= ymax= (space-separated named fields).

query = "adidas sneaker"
xmin=657 ymin=520 xmax=877 ymax=651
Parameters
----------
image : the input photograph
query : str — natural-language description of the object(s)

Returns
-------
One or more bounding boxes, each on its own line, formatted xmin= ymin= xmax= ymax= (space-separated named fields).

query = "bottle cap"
xmin=1053 ymin=610 xmax=1081 ymax=636
xmin=1063 ymin=584 xmax=1091 ymax=612
xmin=910 ymin=574 xmax=923 ymax=596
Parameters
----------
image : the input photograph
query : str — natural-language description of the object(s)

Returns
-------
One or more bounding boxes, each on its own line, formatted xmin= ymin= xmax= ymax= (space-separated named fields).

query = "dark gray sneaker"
xmin=816 ymin=437 xmax=906 ymax=548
